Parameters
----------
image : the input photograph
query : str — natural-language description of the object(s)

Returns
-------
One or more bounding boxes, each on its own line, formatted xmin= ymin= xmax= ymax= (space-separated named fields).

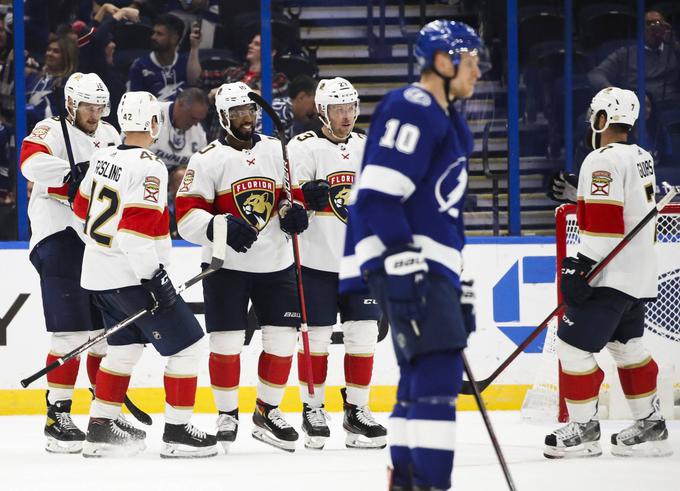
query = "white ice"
xmin=1 ymin=411 xmax=679 ymax=491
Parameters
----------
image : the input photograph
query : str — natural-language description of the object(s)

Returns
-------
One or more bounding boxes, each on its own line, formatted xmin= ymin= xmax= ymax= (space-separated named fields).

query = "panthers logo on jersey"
xmin=327 ymin=171 xmax=354 ymax=223
xmin=231 ymin=177 xmax=276 ymax=230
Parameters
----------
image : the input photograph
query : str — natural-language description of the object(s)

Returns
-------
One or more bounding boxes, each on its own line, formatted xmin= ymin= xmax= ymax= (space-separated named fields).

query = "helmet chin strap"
xmin=430 ymin=63 xmax=456 ymax=105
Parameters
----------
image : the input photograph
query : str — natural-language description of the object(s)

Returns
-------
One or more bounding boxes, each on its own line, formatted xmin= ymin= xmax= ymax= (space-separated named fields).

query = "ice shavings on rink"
xmin=1 ymin=411 xmax=679 ymax=491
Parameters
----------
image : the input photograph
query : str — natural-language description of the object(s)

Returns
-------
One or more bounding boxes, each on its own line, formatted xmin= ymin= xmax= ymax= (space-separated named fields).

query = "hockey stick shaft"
xmin=248 ymin=91 xmax=315 ymax=397
xmin=56 ymin=84 xmax=78 ymax=184
xmin=462 ymin=353 xmax=517 ymax=491
xmin=20 ymin=219 xmax=228 ymax=388
xmin=461 ymin=188 xmax=678 ymax=395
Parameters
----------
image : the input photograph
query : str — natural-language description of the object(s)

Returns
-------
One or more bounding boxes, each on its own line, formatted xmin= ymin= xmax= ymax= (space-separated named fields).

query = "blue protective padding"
xmin=493 ymin=261 xmax=519 ymax=322
xmin=522 ymin=256 xmax=556 ymax=284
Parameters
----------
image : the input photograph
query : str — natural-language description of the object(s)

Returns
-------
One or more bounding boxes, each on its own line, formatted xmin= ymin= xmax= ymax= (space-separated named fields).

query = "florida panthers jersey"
xmin=74 ymin=145 xmax=171 ymax=291
xmin=339 ymin=84 xmax=473 ymax=293
xmin=175 ymin=135 xmax=304 ymax=273
xmin=576 ymin=143 xmax=657 ymax=299
xmin=150 ymin=102 xmax=207 ymax=170
xmin=20 ymin=116 xmax=121 ymax=251
xmin=288 ymin=129 xmax=365 ymax=273
xmin=128 ymin=52 xmax=188 ymax=102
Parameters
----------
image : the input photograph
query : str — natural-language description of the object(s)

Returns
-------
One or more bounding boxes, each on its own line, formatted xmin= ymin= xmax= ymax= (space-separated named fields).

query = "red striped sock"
xmin=46 ymin=353 xmax=80 ymax=389
xmin=87 ymin=353 xmax=104 ymax=388
xmin=298 ymin=352 xmax=328 ymax=386
xmin=344 ymin=353 xmax=374 ymax=388
xmin=618 ymin=357 xmax=658 ymax=398
xmin=165 ymin=375 xmax=198 ymax=410
xmin=209 ymin=352 xmax=240 ymax=390
xmin=95 ymin=367 xmax=131 ymax=406
xmin=561 ymin=365 xmax=605 ymax=403
xmin=258 ymin=352 xmax=292 ymax=387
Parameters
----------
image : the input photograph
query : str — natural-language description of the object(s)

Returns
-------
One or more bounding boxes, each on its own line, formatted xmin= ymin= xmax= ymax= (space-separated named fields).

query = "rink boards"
xmin=0 ymin=237 xmax=563 ymax=415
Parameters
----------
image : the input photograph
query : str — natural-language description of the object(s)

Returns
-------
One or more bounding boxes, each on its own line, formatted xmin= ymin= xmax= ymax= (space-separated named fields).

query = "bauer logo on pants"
xmin=231 ymin=177 xmax=276 ymax=231
xmin=327 ymin=171 xmax=354 ymax=223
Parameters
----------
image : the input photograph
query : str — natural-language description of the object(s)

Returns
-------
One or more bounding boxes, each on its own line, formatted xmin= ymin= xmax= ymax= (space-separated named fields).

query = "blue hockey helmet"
xmin=415 ymin=20 xmax=484 ymax=72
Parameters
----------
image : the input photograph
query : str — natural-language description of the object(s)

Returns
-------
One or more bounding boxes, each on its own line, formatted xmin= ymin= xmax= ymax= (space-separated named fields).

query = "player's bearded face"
xmin=229 ymin=104 xmax=257 ymax=140
xmin=74 ymin=102 xmax=105 ymax=134
xmin=327 ymin=103 xmax=356 ymax=138
xmin=450 ymin=53 xmax=481 ymax=99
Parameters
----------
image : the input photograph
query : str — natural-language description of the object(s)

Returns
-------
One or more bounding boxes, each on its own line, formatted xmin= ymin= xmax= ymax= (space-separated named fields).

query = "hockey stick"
xmin=55 ymin=83 xmax=79 ymax=205
xmin=461 ymin=188 xmax=678 ymax=395
xmin=247 ymin=91 xmax=315 ymax=397
xmin=462 ymin=352 xmax=516 ymax=491
xmin=20 ymin=218 xmax=228 ymax=389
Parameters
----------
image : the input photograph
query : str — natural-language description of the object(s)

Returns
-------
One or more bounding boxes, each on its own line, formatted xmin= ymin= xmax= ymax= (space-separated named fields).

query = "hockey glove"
xmin=65 ymin=161 xmax=89 ymax=204
xmin=207 ymin=214 xmax=258 ymax=253
xmin=547 ymin=171 xmax=578 ymax=204
xmin=279 ymin=202 xmax=309 ymax=235
xmin=560 ymin=254 xmax=596 ymax=306
xmin=141 ymin=265 xmax=177 ymax=313
xmin=382 ymin=245 xmax=429 ymax=329
xmin=301 ymin=179 xmax=331 ymax=211
xmin=460 ymin=279 xmax=476 ymax=335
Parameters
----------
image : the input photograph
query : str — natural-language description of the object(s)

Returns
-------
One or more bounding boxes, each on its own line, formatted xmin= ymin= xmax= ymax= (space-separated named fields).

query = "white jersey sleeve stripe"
xmin=358 ymin=164 xmax=416 ymax=199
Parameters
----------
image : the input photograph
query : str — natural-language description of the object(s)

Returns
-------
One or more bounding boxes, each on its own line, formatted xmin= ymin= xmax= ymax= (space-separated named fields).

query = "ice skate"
xmin=44 ymin=399 xmax=86 ymax=454
xmin=216 ymin=410 xmax=239 ymax=453
xmin=82 ymin=417 xmax=141 ymax=458
xmin=301 ymin=403 xmax=330 ymax=450
xmin=161 ymin=422 xmax=218 ymax=459
xmin=114 ymin=413 xmax=146 ymax=450
xmin=544 ymin=420 xmax=602 ymax=459
xmin=252 ymin=401 xmax=298 ymax=452
xmin=341 ymin=388 xmax=386 ymax=449
xmin=611 ymin=417 xmax=673 ymax=457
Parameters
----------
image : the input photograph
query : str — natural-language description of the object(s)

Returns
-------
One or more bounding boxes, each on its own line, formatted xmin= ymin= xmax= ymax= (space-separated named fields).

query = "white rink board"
xmin=0 ymin=239 xmax=561 ymax=391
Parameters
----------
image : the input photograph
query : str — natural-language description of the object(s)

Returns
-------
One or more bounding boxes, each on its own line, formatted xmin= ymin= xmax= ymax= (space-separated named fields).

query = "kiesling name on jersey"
xmin=94 ymin=159 xmax=122 ymax=182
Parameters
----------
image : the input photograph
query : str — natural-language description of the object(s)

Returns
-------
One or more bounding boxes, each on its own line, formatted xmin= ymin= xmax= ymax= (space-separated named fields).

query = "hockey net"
xmin=521 ymin=203 xmax=680 ymax=422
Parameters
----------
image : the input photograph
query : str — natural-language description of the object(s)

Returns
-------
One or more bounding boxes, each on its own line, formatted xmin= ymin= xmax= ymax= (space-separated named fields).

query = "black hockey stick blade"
xmin=460 ymin=188 xmax=678 ymax=395
xmin=247 ymin=91 xmax=285 ymax=135
xmin=124 ymin=395 xmax=152 ymax=426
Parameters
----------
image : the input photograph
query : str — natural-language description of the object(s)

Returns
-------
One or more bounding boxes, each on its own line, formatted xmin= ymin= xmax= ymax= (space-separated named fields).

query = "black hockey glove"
xmin=141 ymin=265 xmax=177 ymax=313
xmin=301 ymin=179 xmax=331 ymax=211
xmin=207 ymin=214 xmax=258 ymax=253
xmin=560 ymin=254 xmax=596 ymax=306
xmin=279 ymin=202 xmax=309 ymax=235
xmin=65 ymin=161 xmax=89 ymax=204
xmin=382 ymin=245 xmax=429 ymax=331
xmin=547 ymin=171 xmax=578 ymax=204
xmin=460 ymin=279 xmax=476 ymax=335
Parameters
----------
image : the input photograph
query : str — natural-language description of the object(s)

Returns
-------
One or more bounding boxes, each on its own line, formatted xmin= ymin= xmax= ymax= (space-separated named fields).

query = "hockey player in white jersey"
xmin=544 ymin=87 xmax=672 ymax=459
xmin=287 ymin=77 xmax=387 ymax=450
xmin=175 ymin=82 xmax=309 ymax=452
xmin=74 ymin=92 xmax=217 ymax=458
xmin=19 ymin=72 xmax=120 ymax=453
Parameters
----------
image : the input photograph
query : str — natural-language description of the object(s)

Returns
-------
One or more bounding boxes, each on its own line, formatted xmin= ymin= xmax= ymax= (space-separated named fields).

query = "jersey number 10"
xmin=378 ymin=119 xmax=420 ymax=155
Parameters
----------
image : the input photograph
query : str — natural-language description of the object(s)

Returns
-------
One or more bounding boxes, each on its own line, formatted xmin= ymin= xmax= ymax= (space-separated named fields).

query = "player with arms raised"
xmin=74 ymin=92 xmax=217 ymax=458
xmin=175 ymin=82 xmax=309 ymax=453
xmin=19 ymin=72 xmax=120 ymax=453
xmin=544 ymin=87 xmax=672 ymax=459
xmin=339 ymin=21 xmax=480 ymax=490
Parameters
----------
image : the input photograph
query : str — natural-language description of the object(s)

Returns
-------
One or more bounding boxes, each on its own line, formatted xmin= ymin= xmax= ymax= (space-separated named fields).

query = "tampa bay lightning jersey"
xmin=128 ymin=52 xmax=188 ymax=102
xmin=339 ymin=84 xmax=473 ymax=293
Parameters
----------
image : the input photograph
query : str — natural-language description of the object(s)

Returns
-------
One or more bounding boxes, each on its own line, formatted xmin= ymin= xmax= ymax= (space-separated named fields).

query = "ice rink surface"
xmin=1 ymin=411 xmax=679 ymax=491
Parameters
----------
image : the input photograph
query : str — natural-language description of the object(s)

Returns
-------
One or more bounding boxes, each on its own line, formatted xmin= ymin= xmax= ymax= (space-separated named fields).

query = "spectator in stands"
xmin=636 ymin=92 xmax=673 ymax=166
xmin=25 ymin=34 xmax=78 ymax=128
xmin=199 ymin=33 xmax=289 ymax=139
xmin=280 ymin=74 xmax=320 ymax=138
xmin=588 ymin=10 xmax=680 ymax=107
xmin=0 ymin=15 xmax=9 ymax=66
xmin=128 ymin=13 xmax=201 ymax=101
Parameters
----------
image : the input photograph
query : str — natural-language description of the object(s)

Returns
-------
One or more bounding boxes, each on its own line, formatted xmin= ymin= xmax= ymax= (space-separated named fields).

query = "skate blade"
xmin=543 ymin=441 xmax=602 ymax=459
xmin=45 ymin=437 xmax=83 ymax=454
xmin=345 ymin=432 xmax=387 ymax=449
xmin=304 ymin=434 xmax=328 ymax=450
xmin=218 ymin=440 xmax=234 ymax=454
xmin=251 ymin=428 xmax=296 ymax=453
xmin=611 ymin=439 xmax=674 ymax=458
xmin=160 ymin=442 xmax=218 ymax=459
xmin=82 ymin=441 xmax=141 ymax=458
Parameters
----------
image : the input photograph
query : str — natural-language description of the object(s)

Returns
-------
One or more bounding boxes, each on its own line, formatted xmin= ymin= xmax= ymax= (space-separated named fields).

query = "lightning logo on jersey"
xmin=231 ymin=177 xmax=276 ymax=230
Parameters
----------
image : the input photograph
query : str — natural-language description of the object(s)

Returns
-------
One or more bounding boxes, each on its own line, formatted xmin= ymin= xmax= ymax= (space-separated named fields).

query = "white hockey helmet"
xmin=315 ymin=77 xmax=359 ymax=132
xmin=215 ymin=82 xmax=257 ymax=138
xmin=588 ymin=87 xmax=639 ymax=133
xmin=64 ymin=72 xmax=110 ymax=120
xmin=117 ymin=91 xmax=163 ymax=139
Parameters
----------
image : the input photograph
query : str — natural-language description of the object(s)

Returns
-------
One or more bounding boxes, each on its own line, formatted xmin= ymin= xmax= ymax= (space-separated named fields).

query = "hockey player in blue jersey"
xmin=339 ymin=20 xmax=482 ymax=490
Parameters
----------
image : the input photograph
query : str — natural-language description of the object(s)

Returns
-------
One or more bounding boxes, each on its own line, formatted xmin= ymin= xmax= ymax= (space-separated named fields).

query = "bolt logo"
xmin=434 ymin=157 xmax=468 ymax=219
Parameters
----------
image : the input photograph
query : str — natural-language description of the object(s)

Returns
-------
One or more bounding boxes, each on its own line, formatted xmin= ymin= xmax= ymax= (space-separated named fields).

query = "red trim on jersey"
xmin=298 ymin=352 xmax=328 ymax=385
xmin=344 ymin=353 xmax=374 ymax=387
xmin=47 ymin=183 xmax=69 ymax=199
xmin=175 ymin=195 xmax=214 ymax=223
xmin=209 ymin=353 xmax=241 ymax=390
xmin=73 ymin=189 xmax=90 ymax=220
xmin=577 ymin=199 xmax=624 ymax=235
xmin=118 ymin=206 xmax=170 ymax=238
xmin=214 ymin=192 xmax=241 ymax=216
xmin=561 ymin=366 xmax=604 ymax=402
xmin=19 ymin=140 xmax=52 ymax=169
xmin=164 ymin=375 xmax=197 ymax=408
xmin=618 ymin=358 xmax=658 ymax=397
